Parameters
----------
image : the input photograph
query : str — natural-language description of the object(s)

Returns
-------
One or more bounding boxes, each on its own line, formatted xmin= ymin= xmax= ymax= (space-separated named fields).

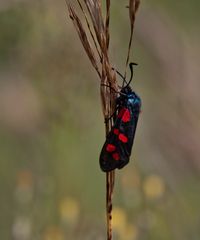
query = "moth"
xmin=99 ymin=63 xmax=141 ymax=172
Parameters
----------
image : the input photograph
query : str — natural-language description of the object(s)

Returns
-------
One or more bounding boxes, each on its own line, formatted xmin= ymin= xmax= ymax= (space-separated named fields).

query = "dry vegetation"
xmin=0 ymin=0 xmax=200 ymax=240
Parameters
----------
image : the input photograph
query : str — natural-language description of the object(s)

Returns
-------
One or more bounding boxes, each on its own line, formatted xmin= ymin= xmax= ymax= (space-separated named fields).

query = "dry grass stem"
xmin=105 ymin=0 xmax=111 ymax=49
xmin=67 ymin=4 xmax=101 ymax=78
xmin=77 ymin=0 xmax=102 ymax=60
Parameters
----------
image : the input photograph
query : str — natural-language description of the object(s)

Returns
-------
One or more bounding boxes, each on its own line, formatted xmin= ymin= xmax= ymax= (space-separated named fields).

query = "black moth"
xmin=99 ymin=63 xmax=141 ymax=172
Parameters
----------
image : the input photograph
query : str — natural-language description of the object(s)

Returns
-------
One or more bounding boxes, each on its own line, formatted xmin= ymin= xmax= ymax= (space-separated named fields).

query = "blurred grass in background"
xmin=0 ymin=0 xmax=200 ymax=239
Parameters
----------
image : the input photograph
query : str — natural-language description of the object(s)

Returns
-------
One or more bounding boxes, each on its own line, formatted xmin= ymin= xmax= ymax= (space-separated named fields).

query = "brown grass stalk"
xmin=76 ymin=0 xmax=102 ymax=60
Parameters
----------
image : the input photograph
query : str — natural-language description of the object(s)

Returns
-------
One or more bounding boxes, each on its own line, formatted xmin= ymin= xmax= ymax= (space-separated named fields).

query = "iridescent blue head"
xmin=118 ymin=63 xmax=141 ymax=111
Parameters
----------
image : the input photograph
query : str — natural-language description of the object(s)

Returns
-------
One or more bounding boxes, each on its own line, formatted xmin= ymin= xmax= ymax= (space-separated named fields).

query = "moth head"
xmin=121 ymin=85 xmax=132 ymax=95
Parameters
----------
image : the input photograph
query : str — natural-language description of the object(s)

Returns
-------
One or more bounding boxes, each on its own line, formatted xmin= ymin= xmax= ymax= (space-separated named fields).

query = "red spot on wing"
xmin=113 ymin=128 xmax=119 ymax=135
xmin=106 ymin=144 xmax=116 ymax=152
xmin=118 ymin=133 xmax=128 ymax=143
xmin=118 ymin=108 xmax=126 ymax=118
xmin=112 ymin=152 xmax=120 ymax=161
xmin=122 ymin=109 xmax=131 ymax=122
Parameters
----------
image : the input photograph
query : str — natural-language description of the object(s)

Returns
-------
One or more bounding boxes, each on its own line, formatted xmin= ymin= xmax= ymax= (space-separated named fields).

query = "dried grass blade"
xmin=76 ymin=0 xmax=102 ymax=61
xmin=67 ymin=4 xmax=101 ymax=78
xmin=124 ymin=0 xmax=140 ymax=77
xmin=105 ymin=0 xmax=111 ymax=49
xmin=83 ymin=0 xmax=105 ymax=51
xmin=83 ymin=0 xmax=116 ymax=89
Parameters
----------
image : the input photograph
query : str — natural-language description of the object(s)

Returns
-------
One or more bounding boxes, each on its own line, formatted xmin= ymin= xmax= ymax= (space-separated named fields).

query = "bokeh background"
xmin=0 ymin=0 xmax=200 ymax=239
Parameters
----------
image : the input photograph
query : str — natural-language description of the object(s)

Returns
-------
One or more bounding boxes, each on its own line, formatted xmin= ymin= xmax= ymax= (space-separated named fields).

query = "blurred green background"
xmin=0 ymin=0 xmax=200 ymax=239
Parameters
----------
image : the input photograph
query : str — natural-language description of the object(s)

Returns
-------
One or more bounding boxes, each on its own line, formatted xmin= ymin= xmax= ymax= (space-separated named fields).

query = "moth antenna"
xmin=125 ymin=62 xmax=138 ymax=87
xmin=112 ymin=67 xmax=128 ymax=86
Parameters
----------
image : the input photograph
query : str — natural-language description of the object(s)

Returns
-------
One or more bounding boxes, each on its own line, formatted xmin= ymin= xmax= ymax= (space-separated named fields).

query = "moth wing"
xmin=99 ymin=129 xmax=127 ymax=172
xmin=99 ymin=103 xmax=140 ymax=172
